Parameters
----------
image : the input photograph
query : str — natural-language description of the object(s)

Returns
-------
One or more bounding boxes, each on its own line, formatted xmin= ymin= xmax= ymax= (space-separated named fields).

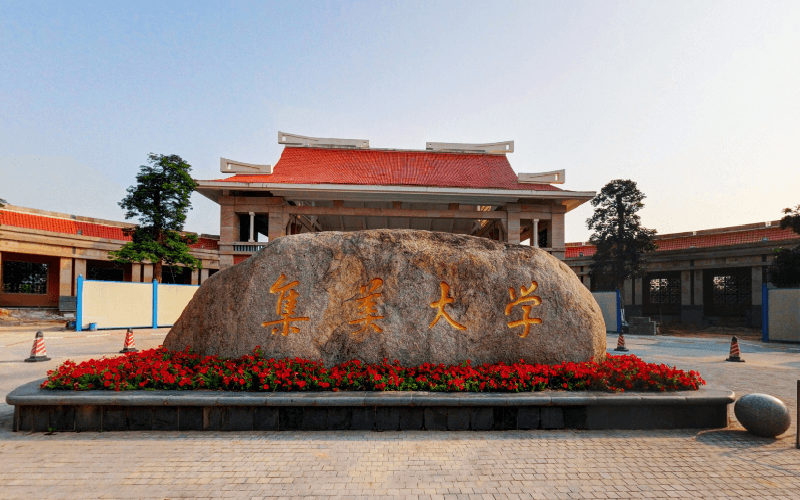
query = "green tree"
xmin=768 ymin=204 xmax=800 ymax=288
xmin=778 ymin=204 xmax=800 ymax=234
xmin=0 ymin=197 xmax=6 ymax=207
xmin=109 ymin=154 xmax=201 ymax=282
xmin=587 ymin=179 xmax=657 ymax=304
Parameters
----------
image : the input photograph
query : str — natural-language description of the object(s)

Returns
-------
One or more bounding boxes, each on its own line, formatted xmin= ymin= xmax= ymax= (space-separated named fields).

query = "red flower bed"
xmin=41 ymin=347 xmax=705 ymax=393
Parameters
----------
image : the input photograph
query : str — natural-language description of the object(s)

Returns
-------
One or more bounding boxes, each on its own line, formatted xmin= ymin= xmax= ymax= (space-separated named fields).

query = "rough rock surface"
xmin=165 ymin=230 xmax=607 ymax=366
xmin=734 ymin=393 xmax=791 ymax=437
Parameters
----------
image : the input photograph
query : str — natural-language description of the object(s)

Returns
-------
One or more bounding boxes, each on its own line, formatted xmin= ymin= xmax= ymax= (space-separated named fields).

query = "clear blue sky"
xmin=2 ymin=1 xmax=798 ymax=241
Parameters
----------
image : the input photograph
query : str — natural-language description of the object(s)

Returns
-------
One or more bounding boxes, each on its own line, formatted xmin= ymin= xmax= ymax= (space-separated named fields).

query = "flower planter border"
xmin=8 ymin=380 xmax=734 ymax=432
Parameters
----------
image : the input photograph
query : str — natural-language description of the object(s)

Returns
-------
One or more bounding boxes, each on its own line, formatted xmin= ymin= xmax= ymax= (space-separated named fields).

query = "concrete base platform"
xmin=7 ymin=379 xmax=734 ymax=432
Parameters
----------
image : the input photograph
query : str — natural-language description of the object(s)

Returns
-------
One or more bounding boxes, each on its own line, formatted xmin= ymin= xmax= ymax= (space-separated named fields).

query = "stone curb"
xmin=7 ymin=379 xmax=734 ymax=407
xmin=7 ymin=380 xmax=735 ymax=432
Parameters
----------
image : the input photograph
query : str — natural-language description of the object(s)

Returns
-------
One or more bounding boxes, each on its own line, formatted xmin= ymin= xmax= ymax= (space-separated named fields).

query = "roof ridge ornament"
xmin=517 ymin=169 xmax=565 ymax=184
xmin=219 ymin=158 xmax=272 ymax=174
xmin=425 ymin=140 xmax=514 ymax=154
xmin=278 ymin=131 xmax=370 ymax=149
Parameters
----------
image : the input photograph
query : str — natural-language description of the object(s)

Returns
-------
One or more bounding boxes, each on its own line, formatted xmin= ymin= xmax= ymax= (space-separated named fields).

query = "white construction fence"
xmin=75 ymin=275 xmax=198 ymax=331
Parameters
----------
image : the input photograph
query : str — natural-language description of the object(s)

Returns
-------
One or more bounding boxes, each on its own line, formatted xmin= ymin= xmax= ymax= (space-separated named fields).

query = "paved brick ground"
xmin=0 ymin=328 xmax=798 ymax=499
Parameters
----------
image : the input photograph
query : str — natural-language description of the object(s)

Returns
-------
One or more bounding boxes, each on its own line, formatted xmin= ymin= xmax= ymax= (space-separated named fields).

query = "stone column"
xmin=219 ymin=198 xmax=237 ymax=243
xmin=191 ymin=268 xmax=199 ymax=285
xmin=131 ymin=263 xmax=142 ymax=282
xmin=634 ymin=277 xmax=643 ymax=305
xmin=533 ymin=219 xmax=539 ymax=247
xmin=248 ymin=212 xmax=255 ymax=242
xmin=750 ymin=265 xmax=763 ymax=328
xmin=751 ymin=266 xmax=762 ymax=306
xmin=584 ymin=273 xmax=591 ymax=290
xmin=506 ymin=204 xmax=520 ymax=244
xmin=680 ymin=269 xmax=702 ymax=326
xmin=693 ymin=270 xmax=703 ymax=305
xmin=266 ymin=197 xmax=287 ymax=241
xmin=74 ymin=258 xmax=86 ymax=290
xmin=59 ymin=258 xmax=73 ymax=297
xmin=550 ymin=211 xmax=565 ymax=251
xmin=142 ymin=264 xmax=154 ymax=283
xmin=200 ymin=268 xmax=209 ymax=284
xmin=680 ymin=270 xmax=692 ymax=305
xmin=623 ymin=279 xmax=633 ymax=306
xmin=268 ymin=211 xmax=286 ymax=241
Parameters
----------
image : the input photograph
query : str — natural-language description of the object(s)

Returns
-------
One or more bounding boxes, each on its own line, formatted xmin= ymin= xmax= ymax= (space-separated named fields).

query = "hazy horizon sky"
xmin=2 ymin=1 xmax=798 ymax=242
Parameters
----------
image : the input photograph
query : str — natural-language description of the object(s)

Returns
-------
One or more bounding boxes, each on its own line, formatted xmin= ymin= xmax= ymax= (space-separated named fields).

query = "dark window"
xmin=87 ymin=266 xmax=124 ymax=282
xmin=2 ymin=261 xmax=48 ymax=294
xmin=649 ymin=277 xmax=681 ymax=304
xmin=239 ymin=214 xmax=251 ymax=242
xmin=703 ymin=268 xmax=751 ymax=317
xmin=162 ymin=266 xmax=191 ymax=284
xmin=712 ymin=275 xmax=750 ymax=305
xmin=643 ymin=272 xmax=681 ymax=315
xmin=537 ymin=229 xmax=548 ymax=249
xmin=589 ymin=269 xmax=616 ymax=292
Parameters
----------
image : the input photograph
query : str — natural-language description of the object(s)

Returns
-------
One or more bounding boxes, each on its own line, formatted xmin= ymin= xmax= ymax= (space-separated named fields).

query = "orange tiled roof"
xmin=565 ymin=245 xmax=597 ymax=258
xmin=0 ymin=209 xmax=219 ymax=250
xmin=214 ymin=147 xmax=561 ymax=191
xmin=565 ymin=226 xmax=799 ymax=258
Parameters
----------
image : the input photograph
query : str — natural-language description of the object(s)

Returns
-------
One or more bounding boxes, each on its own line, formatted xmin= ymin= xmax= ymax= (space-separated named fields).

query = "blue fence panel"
xmin=76 ymin=274 xmax=84 ymax=332
xmin=152 ymin=279 xmax=158 ymax=329
xmin=762 ymin=283 xmax=769 ymax=342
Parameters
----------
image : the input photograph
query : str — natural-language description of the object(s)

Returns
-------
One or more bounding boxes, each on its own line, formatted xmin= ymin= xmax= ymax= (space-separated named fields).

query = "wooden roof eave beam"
xmin=194 ymin=181 xmax=595 ymax=207
xmin=279 ymin=205 xmax=508 ymax=219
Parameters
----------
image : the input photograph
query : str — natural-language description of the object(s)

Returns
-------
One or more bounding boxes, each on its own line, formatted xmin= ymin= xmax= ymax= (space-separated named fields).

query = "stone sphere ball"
xmin=734 ymin=393 xmax=791 ymax=438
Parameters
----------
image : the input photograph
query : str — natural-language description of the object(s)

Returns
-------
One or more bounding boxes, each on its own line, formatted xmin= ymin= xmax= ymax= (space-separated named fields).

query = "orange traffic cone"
xmin=120 ymin=328 xmax=138 ymax=353
xmin=24 ymin=331 xmax=51 ymax=362
xmin=614 ymin=332 xmax=629 ymax=352
xmin=726 ymin=336 xmax=744 ymax=362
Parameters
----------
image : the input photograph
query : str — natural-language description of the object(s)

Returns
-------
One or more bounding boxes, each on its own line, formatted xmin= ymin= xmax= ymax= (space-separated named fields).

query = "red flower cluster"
xmin=41 ymin=347 xmax=705 ymax=393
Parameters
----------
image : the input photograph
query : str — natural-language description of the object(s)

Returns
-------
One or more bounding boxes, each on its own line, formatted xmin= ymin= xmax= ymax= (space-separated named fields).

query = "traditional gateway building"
xmin=195 ymin=132 xmax=596 ymax=269
xmin=565 ymin=222 xmax=800 ymax=328
xmin=0 ymin=205 xmax=220 ymax=311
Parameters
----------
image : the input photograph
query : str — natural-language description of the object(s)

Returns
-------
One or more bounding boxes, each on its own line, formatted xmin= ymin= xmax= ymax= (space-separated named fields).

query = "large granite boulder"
xmin=165 ymin=230 xmax=606 ymax=366
xmin=734 ymin=393 xmax=791 ymax=437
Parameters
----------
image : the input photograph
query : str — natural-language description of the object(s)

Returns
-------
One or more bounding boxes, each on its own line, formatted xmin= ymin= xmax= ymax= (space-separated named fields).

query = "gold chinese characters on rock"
xmin=429 ymin=281 xmax=466 ymax=330
xmin=505 ymin=281 xmax=543 ymax=338
xmin=261 ymin=273 xmax=310 ymax=336
xmin=262 ymin=273 xmax=543 ymax=337
xmin=349 ymin=278 xmax=384 ymax=334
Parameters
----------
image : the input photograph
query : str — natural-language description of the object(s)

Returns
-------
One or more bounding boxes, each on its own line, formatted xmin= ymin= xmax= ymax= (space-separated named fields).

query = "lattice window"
xmin=712 ymin=274 xmax=750 ymax=305
xmin=649 ymin=277 xmax=681 ymax=304
xmin=2 ymin=261 xmax=48 ymax=294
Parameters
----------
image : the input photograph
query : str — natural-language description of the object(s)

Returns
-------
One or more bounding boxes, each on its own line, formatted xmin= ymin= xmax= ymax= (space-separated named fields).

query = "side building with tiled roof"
xmin=0 ymin=205 xmax=220 ymax=310
xmin=565 ymin=222 xmax=800 ymax=328
xmin=195 ymin=132 xmax=596 ymax=269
